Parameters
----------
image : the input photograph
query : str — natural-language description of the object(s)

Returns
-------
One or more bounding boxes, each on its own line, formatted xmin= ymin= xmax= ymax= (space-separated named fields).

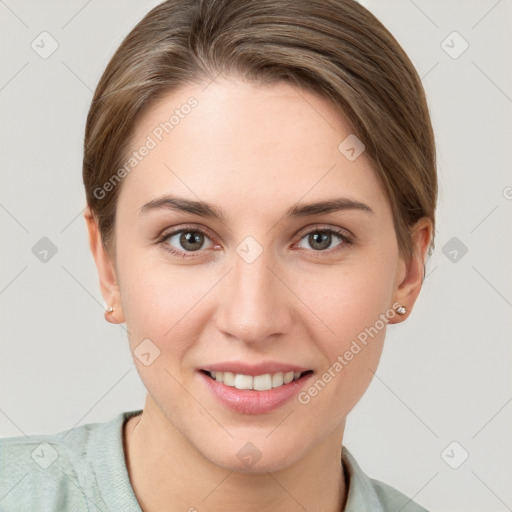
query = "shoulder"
xmin=0 ymin=410 xmax=142 ymax=512
xmin=0 ymin=422 xmax=99 ymax=511
xmin=369 ymin=477 xmax=430 ymax=512
xmin=342 ymin=446 xmax=430 ymax=512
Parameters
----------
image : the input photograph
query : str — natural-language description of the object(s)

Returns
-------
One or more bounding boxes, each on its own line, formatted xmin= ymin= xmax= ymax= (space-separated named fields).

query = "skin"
xmin=84 ymin=77 xmax=432 ymax=512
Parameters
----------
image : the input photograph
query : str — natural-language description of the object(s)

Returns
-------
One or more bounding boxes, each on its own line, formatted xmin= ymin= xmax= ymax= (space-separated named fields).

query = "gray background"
xmin=1 ymin=1 xmax=511 ymax=511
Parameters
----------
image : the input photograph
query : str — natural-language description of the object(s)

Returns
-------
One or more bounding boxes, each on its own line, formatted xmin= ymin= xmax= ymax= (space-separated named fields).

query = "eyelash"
xmin=157 ymin=224 xmax=353 ymax=260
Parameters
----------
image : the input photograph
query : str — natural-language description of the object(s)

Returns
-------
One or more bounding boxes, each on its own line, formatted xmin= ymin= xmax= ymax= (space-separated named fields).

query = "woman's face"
xmin=91 ymin=77 xmax=426 ymax=472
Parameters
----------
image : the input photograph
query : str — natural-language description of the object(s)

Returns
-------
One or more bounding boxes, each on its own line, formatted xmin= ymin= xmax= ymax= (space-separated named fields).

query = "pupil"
xmin=310 ymin=232 xmax=330 ymax=250
xmin=181 ymin=231 xmax=203 ymax=251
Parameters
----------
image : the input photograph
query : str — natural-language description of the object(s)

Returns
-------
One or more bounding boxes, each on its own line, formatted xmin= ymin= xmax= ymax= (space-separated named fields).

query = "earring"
xmin=106 ymin=306 xmax=114 ymax=313
xmin=395 ymin=304 xmax=407 ymax=315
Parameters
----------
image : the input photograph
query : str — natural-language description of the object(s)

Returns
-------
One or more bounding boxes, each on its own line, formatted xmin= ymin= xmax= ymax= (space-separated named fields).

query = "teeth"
xmin=253 ymin=374 xmax=272 ymax=391
xmin=271 ymin=372 xmax=284 ymax=387
xmin=234 ymin=374 xmax=253 ymax=390
xmin=207 ymin=370 xmax=306 ymax=390
xmin=223 ymin=371 xmax=235 ymax=386
xmin=283 ymin=371 xmax=294 ymax=384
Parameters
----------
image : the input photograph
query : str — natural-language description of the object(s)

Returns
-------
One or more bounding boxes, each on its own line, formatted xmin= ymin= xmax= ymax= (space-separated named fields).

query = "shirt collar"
xmin=342 ymin=445 xmax=387 ymax=511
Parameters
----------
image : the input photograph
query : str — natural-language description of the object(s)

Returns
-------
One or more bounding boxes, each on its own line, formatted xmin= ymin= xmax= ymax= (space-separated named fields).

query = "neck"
xmin=124 ymin=399 xmax=347 ymax=512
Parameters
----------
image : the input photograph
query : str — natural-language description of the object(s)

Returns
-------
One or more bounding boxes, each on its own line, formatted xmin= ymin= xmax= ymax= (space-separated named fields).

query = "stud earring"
xmin=395 ymin=304 xmax=407 ymax=315
xmin=106 ymin=306 xmax=114 ymax=313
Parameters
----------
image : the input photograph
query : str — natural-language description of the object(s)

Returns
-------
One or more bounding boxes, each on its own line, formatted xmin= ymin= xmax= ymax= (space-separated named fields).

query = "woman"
xmin=0 ymin=0 xmax=436 ymax=510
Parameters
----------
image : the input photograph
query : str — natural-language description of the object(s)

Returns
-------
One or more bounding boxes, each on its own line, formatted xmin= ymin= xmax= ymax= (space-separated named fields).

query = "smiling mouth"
xmin=200 ymin=369 xmax=314 ymax=391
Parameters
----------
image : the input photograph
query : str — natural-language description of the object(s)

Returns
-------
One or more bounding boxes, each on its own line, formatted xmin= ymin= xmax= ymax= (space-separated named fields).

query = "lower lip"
xmin=198 ymin=371 xmax=313 ymax=415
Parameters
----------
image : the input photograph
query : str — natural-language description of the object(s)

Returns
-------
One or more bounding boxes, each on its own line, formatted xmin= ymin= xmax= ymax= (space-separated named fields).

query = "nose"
xmin=215 ymin=247 xmax=293 ymax=345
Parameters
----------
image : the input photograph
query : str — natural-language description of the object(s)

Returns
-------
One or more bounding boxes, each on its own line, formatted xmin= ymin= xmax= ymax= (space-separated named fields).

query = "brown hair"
xmin=83 ymin=0 xmax=437 ymax=260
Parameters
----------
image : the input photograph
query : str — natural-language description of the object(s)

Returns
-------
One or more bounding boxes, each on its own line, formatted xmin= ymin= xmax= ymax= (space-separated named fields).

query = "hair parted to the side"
xmin=83 ymin=0 xmax=437 ymax=261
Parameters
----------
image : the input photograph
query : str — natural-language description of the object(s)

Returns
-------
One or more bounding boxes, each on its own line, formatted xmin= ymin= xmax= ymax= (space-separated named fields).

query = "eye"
xmin=159 ymin=226 xmax=215 ymax=258
xmin=295 ymin=228 xmax=352 ymax=254
xmin=157 ymin=225 xmax=352 ymax=259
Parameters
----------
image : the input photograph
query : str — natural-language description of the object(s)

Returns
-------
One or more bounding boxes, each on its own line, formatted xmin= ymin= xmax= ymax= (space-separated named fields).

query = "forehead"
xmin=118 ymin=78 xmax=388 ymax=218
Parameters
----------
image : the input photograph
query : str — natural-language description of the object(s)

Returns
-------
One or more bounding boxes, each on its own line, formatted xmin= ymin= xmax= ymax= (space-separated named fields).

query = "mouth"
xmin=199 ymin=369 xmax=314 ymax=391
xmin=197 ymin=361 xmax=315 ymax=414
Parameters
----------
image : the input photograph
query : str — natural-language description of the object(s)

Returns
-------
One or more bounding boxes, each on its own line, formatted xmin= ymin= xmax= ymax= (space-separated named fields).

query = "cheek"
xmin=117 ymin=249 xmax=214 ymax=356
xmin=292 ymin=255 xmax=396 ymax=413
xmin=296 ymin=253 xmax=396 ymax=346
xmin=117 ymin=262 xmax=202 ymax=408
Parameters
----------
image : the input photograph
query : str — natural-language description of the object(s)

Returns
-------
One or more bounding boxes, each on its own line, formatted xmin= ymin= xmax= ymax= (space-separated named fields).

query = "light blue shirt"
xmin=0 ymin=409 xmax=429 ymax=511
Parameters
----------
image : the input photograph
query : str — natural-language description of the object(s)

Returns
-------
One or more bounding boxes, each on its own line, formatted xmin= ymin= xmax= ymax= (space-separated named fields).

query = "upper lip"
xmin=200 ymin=361 xmax=312 ymax=376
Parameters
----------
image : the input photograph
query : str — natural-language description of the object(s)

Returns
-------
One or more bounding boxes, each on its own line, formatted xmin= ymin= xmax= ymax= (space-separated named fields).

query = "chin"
xmin=198 ymin=436 xmax=305 ymax=474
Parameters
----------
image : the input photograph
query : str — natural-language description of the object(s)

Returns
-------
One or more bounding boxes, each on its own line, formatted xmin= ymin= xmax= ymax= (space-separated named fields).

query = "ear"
xmin=388 ymin=217 xmax=433 ymax=324
xmin=84 ymin=205 xmax=125 ymax=324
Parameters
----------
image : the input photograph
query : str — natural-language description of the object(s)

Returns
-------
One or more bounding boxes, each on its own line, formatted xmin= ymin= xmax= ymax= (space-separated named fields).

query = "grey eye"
xmin=297 ymin=230 xmax=345 ymax=251
xmin=166 ymin=230 xmax=213 ymax=252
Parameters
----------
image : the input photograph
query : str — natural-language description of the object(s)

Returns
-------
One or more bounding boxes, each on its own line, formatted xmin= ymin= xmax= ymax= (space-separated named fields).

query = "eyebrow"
xmin=139 ymin=194 xmax=373 ymax=219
